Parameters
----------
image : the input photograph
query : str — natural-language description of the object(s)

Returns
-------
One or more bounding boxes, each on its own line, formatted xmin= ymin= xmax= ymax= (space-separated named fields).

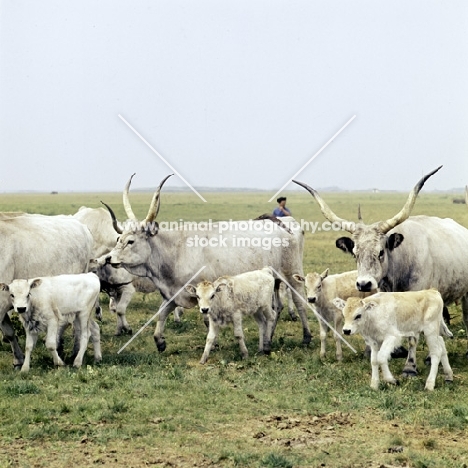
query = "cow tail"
xmin=440 ymin=321 xmax=453 ymax=339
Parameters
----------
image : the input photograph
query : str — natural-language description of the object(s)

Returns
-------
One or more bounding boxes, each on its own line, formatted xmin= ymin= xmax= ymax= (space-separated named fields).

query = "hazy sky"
xmin=1 ymin=1 xmax=467 ymax=194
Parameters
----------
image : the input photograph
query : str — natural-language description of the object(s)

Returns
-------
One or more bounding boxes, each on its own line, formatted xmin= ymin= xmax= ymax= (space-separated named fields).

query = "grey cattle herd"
xmin=1 ymin=166 xmax=468 ymax=391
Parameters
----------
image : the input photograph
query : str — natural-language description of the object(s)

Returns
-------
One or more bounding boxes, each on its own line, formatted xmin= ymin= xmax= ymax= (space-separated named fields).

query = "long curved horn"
xmin=465 ymin=185 xmax=468 ymax=206
xmin=292 ymin=180 xmax=355 ymax=233
xmin=144 ymin=174 xmax=174 ymax=224
xmin=123 ymin=173 xmax=138 ymax=221
xmin=357 ymin=204 xmax=363 ymax=222
xmin=101 ymin=201 xmax=123 ymax=234
xmin=378 ymin=165 xmax=442 ymax=234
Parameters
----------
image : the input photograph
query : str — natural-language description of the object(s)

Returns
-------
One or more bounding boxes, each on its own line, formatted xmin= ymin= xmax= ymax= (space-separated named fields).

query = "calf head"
xmin=333 ymin=297 xmax=376 ymax=335
xmin=0 ymin=278 xmax=42 ymax=319
xmin=293 ymin=166 xmax=441 ymax=293
xmin=293 ymin=269 xmax=329 ymax=304
xmin=185 ymin=280 xmax=228 ymax=314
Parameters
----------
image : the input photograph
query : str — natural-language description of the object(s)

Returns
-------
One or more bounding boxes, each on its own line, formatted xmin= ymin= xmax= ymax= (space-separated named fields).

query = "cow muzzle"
xmin=200 ymin=308 xmax=209 ymax=314
xmin=356 ymin=280 xmax=373 ymax=292
xmin=307 ymin=297 xmax=316 ymax=304
xmin=16 ymin=307 xmax=27 ymax=314
xmin=343 ymin=329 xmax=351 ymax=336
xmin=106 ymin=256 xmax=122 ymax=268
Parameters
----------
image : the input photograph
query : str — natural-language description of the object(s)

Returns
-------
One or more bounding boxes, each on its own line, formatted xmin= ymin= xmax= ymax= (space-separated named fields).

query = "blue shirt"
xmin=273 ymin=207 xmax=291 ymax=217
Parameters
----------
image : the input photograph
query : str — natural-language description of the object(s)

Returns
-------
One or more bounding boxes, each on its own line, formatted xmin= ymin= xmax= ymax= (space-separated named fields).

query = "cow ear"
xmin=144 ymin=221 xmax=159 ymax=237
xmin=364 ymin=301 xmax=377 ymax=310
xmin=185 ymin=284 xmax=197 ymax=296
xmin=387 ymin=233 xmax=404 ymax=251
xmin=215 ymin=283 xmax=227 ymax=293
xmin=292 ymin=274 xmax=305 ymax=283
xmin=336 ymin=237 xmax=354 ymax=254
xmin=320 ymin=268 xmax=329 ymax=280
xmin=332 ymin=298 xmax=346 ymax=310
xmin=30 ymin=279 xmax=42 ymax=289
xmin=0 ymin=283 xmax=9 ymax=292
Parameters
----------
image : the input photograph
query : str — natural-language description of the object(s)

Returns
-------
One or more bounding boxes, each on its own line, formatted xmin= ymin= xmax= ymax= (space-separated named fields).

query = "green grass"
xmin=0 ymin=190 xmax=468 ymax=467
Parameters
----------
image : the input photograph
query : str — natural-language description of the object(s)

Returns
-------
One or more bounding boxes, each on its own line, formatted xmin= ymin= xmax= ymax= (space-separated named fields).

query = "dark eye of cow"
xmin=10 ymin=294 xmax=14 ymax=299
xmin=354 ymin=314 xmax=362 ymax=320
xmin=210 ymin=294 xmax=215 ymax=300
xmin=379 ymin=250 xmax=384 ymax=259
xmin=127 ymin=240 xmax=134 ymax=245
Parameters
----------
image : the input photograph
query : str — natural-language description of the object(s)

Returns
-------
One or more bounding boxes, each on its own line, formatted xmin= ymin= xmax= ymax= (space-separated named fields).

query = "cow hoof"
xmin=302 ymin=335 xmax=312 ymax=346
xmin=390 ymin=346 xmax=408 ymax=359
xmin=13 ymin=364 xmax=22 ymax=371
xmin=424 ymin=356 xmax=432 ymax=366
xmin=402 ymin=369 xmax=418 ymax=378
xmin=154 ymin=337 xmax=166 ymax=352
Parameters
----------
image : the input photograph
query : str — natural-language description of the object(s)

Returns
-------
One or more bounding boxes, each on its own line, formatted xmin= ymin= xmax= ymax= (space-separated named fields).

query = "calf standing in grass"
xmin=1 ymin=273 xmax=102 ymax=372
xmin=293 ymin=269 xmax=376 ymax=361
xmin=185 ymin=267 xmax=276 ymax=364
xmin=333 ymin=289 xmax=453 ymax=390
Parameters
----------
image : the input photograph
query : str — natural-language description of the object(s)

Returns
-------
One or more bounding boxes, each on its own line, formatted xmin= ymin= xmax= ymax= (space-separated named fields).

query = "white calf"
xmin=333 ymin=289 xmax=453 ymax=391
xmin=185 ymin=267 xmax=276 ymax=364
xmin=293 ymin=269 xmax=376 ymax=360
xmin=1 ymin=273 xmax=102 ymax=372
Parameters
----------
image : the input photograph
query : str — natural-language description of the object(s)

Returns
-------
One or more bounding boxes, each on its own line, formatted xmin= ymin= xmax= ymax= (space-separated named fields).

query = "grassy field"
xmin=1 ymin=189 xmax=468 ymax=468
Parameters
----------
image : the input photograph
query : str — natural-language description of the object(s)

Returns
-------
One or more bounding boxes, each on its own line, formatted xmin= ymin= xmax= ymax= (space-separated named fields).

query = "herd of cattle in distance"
xmin=1 ymin=165 xmax=468 ymax=391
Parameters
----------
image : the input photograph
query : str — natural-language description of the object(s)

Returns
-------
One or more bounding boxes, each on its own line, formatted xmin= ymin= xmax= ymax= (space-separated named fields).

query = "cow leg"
xmin=57 ymin=320 xmax=70 ymax=359
xmin=402 ymin=336 xmax=419 ymax=377
xmin=109 ymin=296 xmax=117 ymax=313
xmin=378 ymin=336 xmax=399 ymax=386
xmin=21 ymin=330 xmax=38 ymax=373
xmin=462 ymin=293 xmax=468 ymax=358
xmin=424 ymin=333 xmax=444 ymax=391
xmin=318 ymin=317 xmax=328 ymax=359
xmin=89 ymin=320 xmax=102 ymax=363
xmin=0 ymin=311 xmax=24 ymax=368
xmin=72 ymin=313 xmax=90 ymax=368
xmin=232 ymin=313 xmax=248 ymax=359
xmin=288 ymin=280 xmax=312 ymax=346
xmin=153 ymin=300 xmax=176 ymax=352
xmin=438 ymin=336 xmax=453 ymax=383
xmin=260 ymin=305 xmax=276 ymax=355
xmin=95 ymin=295 xmax=103 ymax=322
xmin=200 ymin=317 xmax=219 ymax=364
xmin=173 ymin=306 xmax=184 ymax=323
xmin=286 ymin=287 xmax=298 ymax=321
xmin=368 ymin=341 xmax=380 ymax=390
xmin=113 ymin=285 xmax=134 ymax=335
xmin=334 ymin=315 xmax=343 ymax=362
xmin=270 ymin=282 xmax=283 ymax=340
xmin=45 ymin=319 xmax=65 ymax=367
